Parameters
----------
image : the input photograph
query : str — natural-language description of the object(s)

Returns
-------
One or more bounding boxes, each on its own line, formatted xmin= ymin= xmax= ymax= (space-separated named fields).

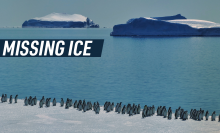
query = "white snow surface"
xmin=0 ymin=99 xmax=220 ymax=133
xmin=33 ymin=13 xmax=87 ymax=22
xmin=167 ymin=19 xmax=220 ymax=28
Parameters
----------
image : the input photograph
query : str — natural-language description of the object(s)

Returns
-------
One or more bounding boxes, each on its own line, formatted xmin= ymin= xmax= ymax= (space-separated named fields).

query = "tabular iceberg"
xmin=22 ymin=13 xmax=99 ymax=28
xmin=111 ymin=14 xmax=220 ymax=36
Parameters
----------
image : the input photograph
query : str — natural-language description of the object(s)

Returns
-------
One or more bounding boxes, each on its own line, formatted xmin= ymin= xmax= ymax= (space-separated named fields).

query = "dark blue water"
xmin=0 ymin=28 xmax=220 ymax=113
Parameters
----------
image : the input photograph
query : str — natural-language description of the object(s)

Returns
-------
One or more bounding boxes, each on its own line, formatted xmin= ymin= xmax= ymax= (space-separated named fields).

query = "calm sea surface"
xmin=0 ymin=28 xmax=220 ymax=113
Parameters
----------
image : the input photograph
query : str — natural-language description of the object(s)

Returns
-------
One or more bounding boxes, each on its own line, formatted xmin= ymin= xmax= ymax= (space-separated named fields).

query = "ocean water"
xmin=0 ymin=28 xmax=220 ymax=114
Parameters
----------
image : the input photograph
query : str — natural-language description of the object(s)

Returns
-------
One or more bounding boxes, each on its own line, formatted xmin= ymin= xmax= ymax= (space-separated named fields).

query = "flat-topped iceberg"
xmin=22 ymin=13 xmax=99 ymax=28
xmin=111 ymin=14 xmax=220 ymax=36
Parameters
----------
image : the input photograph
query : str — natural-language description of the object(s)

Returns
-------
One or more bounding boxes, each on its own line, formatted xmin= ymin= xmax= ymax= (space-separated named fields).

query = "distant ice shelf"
xmin=0 ymin=99 xmax=220 ymax=133
xmin=110 ymin=14 xmax=220 ymax=36
xmin=22 ymin=13 xmax=99 ymax=28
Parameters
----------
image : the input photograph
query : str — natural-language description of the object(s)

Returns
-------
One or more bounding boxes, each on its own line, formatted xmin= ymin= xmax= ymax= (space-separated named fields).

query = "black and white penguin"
xmin=9 ymin=95 xmax=12 ymax=104
xmin=60 ymin=98 xmax=64 ymax=107
xmin=95 ymin=105 xmax=100 ymax=114
xmin=175 ymin=109 xmax=179 ymax=119
xmin=53 ymin=98 xmax=56 ymax=106
xmin=111 ymin=102 xmax=114 ymax=111
xmin=168 ymin=110 xmax=172 ymax=120
xmin=163 ymin=108 xmax=167 ymax=118
xmin=106 ymin=103 xmax=111 ymax=112
xmin=31 ymin=98 xmax=35 ymax=106
xmin=4 ymin=94 xmax=7 ymax=102
xmin=14 ymin=95 xmax=18 ymax=103
xmin=182 ymin=111 xmax=188 ymax=120
xmin=42 ymin=96 xmax=45 ymax=105
xmin=33 ymin=96 xmax=37 ymax=105
xmin=205 ymin=111 xmax=209 ymax=120
xmin=211 ymin=111 xmax=216 ymax=121
xmin=198 ymin=111 xmax=202 ymax=121
xmin=24 ymin=97 xmax=28 ymax=106
xmin=122 ymin=105 xmax=126 ymax=114
xmin=129 ymin=107 xmax=133 ymax=116
xmin=65 ymin=99 xmax=69 ymax=109
xmin=219 ymin=114 xmax=220 ymax=122
xmin=83 ymin=103 xmax=87 ymax=112
xmin=28 ymin=96 xmax=32 ymax=105
xmin=73 ymin=100 xmax=77 ymax=108
xmin=137 ymin=104 xmax=141 ymax=114
xmin=115 ymin=103 xmax=119 ymax=112
xmin=127 ymin=104 xmax=131 ymax=114
xmin=39 ymin=99 xmax=43 ymax=108
xmin=1 ymin=94 xmax=4 ymax=103
xmin=117 ymin=103 xmax=122 ymax=113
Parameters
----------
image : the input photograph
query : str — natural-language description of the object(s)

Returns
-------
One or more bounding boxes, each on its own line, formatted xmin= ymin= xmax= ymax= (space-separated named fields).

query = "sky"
xmin=0 ymin=0 xmax=219 ymax=27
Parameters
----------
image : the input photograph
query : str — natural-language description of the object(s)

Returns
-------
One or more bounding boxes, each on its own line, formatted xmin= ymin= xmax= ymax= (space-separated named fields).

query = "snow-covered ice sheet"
xmin=0 ymin=99 xmax=220 ymax=133
xmin=33 ymin=13 xmax=87 ymax=22
xmin=22 ymin=13 xmax=99 ymax=28
xmin=111 ymin=14 xmax=220 ymax=36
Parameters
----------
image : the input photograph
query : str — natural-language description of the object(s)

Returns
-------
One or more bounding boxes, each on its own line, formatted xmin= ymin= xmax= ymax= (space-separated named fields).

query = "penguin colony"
xmin=1 ymin=93 xmax=220 ymax=122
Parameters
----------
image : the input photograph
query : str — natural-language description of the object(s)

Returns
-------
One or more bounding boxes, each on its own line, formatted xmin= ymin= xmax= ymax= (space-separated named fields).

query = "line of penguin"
xmin=1 ymin=94 xmax=220 ymax=122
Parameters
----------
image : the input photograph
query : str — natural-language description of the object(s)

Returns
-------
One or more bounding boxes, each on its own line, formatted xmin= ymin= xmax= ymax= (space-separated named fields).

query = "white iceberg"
xmin=0 ymin=98 xmax=220 ymax=133
xmin=111 ymin=14 xmax=220 ymax=36
xmin=22 ymin=13 xmax=99 ymax=28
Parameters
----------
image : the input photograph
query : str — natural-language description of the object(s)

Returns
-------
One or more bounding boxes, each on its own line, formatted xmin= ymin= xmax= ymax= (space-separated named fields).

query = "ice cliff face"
xmin=111 ymin=14 xmax=220 ymax=36
xmin=22 ymin=13 xmax=99 ymax=28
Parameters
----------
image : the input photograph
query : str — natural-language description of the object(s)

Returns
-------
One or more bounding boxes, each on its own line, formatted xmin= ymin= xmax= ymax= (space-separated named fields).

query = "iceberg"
xmin=111 ymin=14 xmax=220 ymax=36
xmin=22 ymin=13 xmax=99 ymax=28
xmin=0 ymin=98 xmax=220 ymax=132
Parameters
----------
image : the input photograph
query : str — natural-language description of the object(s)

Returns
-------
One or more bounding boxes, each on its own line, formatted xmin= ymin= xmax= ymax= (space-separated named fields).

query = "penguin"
xmin=190 ymin=109 xmax=193 ymax=118
xmin=152 ymin=105 xmax=155 ymax=115
xmin=28 ymin=96 xmax=32 ymax=105
xmin=182 ymin=111 xmax=188 ymax=120
xmin=211 ymin=111 xmax=216 ymax=121
xmin=129 ymin=107 xmax=133 ymax=116
xmin=78 ymin=102 xmax=82 ymax=111
xmin=163 ymin=108 xmax=167 ymax=118
xmin=95 ymin=105 xmax=100 ymax=114
xmin=122 ymin=105 xmax=126 ymax=114
xmin=39 ymin=99 xmax=43 ymax=108
xmin=142 ymin=110 xmax=145 ymax=118
xmin=117 ymin=103 xmax=122 ymax=113
xmin=127 ymin=105 xmax=131 ymax=114
xmin=111 ymin=102 xmax=114 ymax=111
xmin=31 ymin=98 xmax=35 ymax=106
xmin=157 ymin=106 xmax=161 ymax=116
xmin=168 ymin=110 xmax=172 ymax=120
xmin=73 ymin=100 xmax=77 ymax=108
xmin=205 ymin=111 xmax=209 ymax=120
xmin=4 ymin=94 xmax=7 ymax=102
xmin=137 ymin=104 xmax=141 ymax=114
xmin=34 ymin=96 xmax=37 ymax=105
xmin=198 ymin=111 xmax=202 ymax=121
xmin=134 ymin=105 xmax=138 ymax=115
xmin=115 ymin=103 xmax=119 ymax=112
xmin=60 ymin=98 xmax=64 ymax=107
xmin=218 ymin=114 xmax=220 ymax=122
xmin=146 ymin=108 xmax=150 ymax=117
xmin=42 ymin=96 xmax=45 ymax=105
xmin=53 ymin=98 xmax=56 ymax=106
xmin=9 ymin=95 xmax=12 ymax=104
xmin=1 ymin=94 xmax=4 ymax=103
xmin=14 ymin=95 xmax=18 ymax=103
xmin=107 ymin=104 xmax=111 ymax=112
xmin=175 ymin=109 xmax=179 ymax=119
xmin=24 ymin=97 xmax=28 ymax=106
xmin=69 ymin=99 xmax=73 ymax=107
xmin=83 ymin=103 xmax=87 ymax=112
